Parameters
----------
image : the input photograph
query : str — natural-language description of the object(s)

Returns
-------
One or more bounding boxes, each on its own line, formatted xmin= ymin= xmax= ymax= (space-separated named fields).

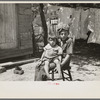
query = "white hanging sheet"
xmin=87 ymin=8 xmax=96 ymax=43
xmin=70 ymin=8 xmax=81 ymax=39
xmin=80 ymin=8 xmax=89 ymax=39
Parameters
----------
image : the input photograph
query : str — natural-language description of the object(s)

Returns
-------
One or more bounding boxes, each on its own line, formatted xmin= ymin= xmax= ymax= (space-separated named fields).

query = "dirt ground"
xmin=0 ymin=39 xmax=100 ymax=81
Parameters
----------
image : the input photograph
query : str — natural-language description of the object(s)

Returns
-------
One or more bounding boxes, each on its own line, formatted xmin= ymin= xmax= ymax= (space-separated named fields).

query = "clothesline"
xmin=33 ymin=5 xmax=100 ymax=44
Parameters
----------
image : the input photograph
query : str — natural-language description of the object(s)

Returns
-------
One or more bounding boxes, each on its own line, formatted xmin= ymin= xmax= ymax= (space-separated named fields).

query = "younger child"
xmin=38 ymin=35 xmax=63 ymax=79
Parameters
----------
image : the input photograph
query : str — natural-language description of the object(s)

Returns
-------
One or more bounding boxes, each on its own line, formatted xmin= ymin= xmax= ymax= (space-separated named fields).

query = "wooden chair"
xmin=49 ymin=55 xmax=72 ymax=81
xmin=34 ymin=55 xmax=73 ymax=81
xmin=49 ymin=36 xmax=75 ymax=81
xmin=34 ymin=36 xmax=75 ymax=81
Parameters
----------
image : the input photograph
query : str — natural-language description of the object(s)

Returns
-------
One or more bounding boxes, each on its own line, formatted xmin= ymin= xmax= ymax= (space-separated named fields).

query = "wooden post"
xmin=39 ymin=4 xmax=48 ymax=46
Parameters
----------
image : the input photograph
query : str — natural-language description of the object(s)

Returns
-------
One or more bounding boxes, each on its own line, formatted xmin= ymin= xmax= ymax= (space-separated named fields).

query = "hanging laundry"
xmin=56 ymin=7 xmax=74 ymax=37
xmin=46 ymin=5 xmax=60 ymax=35
xmin=58 ymin=7 xmax=73 ymax=25
xmin=92 ymin=8 xmax=100 ymax=44
xmin=70 ymin=8 xmax=81 ymax=39
xmin=80 ymin=8 xmax=89 ymax=39
xmin=87 ymin=8 xmax=96 ymax=43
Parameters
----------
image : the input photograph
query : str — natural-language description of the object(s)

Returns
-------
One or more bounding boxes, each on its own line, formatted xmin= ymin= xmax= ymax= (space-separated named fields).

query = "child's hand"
xmin=37 ymin=60 xmax=42 ymax=66
xmin=37 ymin=62 xmax=41 ymax=66
xmin=39 ymin=59 xmax=42 ymax=63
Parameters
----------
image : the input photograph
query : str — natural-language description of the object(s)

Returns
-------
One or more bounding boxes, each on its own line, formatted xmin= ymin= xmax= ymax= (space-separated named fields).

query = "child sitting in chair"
xmin=37 ymin=35 xmax=63 ymax=79
xmin=57 ymin=27 xmax=75 ymax=67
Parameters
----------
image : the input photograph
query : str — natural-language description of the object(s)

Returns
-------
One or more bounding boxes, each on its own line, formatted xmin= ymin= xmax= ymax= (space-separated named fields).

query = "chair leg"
xmin=68 ymin=69 xmax=72 ymax=81
xmin=61 ymin=70 xmax=65 ymax=81
xmin=52 ymin=70 xmax=54 ymax=81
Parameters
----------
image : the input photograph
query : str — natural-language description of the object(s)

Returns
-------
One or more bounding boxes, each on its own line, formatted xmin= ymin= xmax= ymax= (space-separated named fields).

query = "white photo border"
xmin=0 ymin=1 xmax=100 ymax=99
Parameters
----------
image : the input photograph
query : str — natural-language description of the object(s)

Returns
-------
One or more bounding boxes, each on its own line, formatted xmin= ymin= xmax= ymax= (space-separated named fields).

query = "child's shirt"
xmin=59 ymin=37 xmax=74 ymax=55
xmin=43 ymin=44 xmax=62 ymax=59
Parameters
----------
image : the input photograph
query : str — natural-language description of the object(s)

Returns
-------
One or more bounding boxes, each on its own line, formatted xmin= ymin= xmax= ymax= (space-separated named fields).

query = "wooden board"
xmin=0 ymin=48 xmax=33 ymax=60
xmin=0 ymin=4 xmax=17 ymax=49
xmin=0 ymin=4 xmax=34 ymax=60
xmin=17 ymin=4 xmax=33 ymax=49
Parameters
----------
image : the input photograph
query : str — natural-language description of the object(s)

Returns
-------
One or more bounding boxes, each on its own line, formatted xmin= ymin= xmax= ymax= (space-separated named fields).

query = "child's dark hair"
xmin=57 ymin=28 xmax=69 ymax=35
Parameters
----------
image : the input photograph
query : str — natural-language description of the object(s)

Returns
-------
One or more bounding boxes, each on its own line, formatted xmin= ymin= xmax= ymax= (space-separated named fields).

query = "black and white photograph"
xmin=0 ymin=1 xmax=100 ymax=98
xmin=0 ymin=2 xmax=100 ymax=81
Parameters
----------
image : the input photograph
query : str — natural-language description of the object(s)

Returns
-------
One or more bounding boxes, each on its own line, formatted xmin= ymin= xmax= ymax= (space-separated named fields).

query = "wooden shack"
xmin=0 ymin=4 xmax=33 ymax=60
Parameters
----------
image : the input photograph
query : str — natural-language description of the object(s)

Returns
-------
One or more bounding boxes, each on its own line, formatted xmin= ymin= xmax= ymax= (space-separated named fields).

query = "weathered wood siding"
xmin=0 ymin=4 xmax=33 ymax=60
xmin=0 ymin=4 xmax=17 ymax=49
xmin=17 ymin=4 xmax=33 ymax=49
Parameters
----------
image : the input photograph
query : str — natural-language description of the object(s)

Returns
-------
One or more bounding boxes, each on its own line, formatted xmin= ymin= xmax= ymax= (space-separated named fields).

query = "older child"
xmin=38 ymin=35 xmax=63 ymax=79
xmin=57 ymin=27 xmax=75 ymax=67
